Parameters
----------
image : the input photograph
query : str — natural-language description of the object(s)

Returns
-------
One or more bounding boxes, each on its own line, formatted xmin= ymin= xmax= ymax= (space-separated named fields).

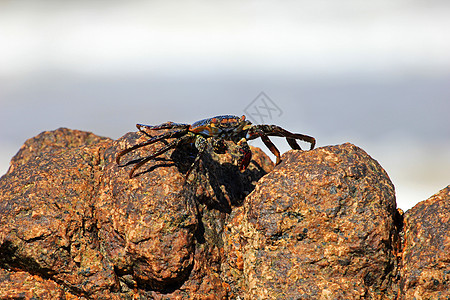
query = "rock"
xmin=0 ymin=128 xmax=117 ymax=298
xmin=6 ymin=127 xmax=107 ymax=175
xmin=400 ymin=185 xmax=450 ymax=299
xmin=1 ymin=128 xmax=449 ymax=299
xmin=222 ymin=143 xmax=402 ymax=299
xmin=0 ymin=269 xmax=68 ymax=299
xmin=0 ymin=128 xmax=273 ymax=298
xmin=98 ymin=130 xmax=272 ymax=298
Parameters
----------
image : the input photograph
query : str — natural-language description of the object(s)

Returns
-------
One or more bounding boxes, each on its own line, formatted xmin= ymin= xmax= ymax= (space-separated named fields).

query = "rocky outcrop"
xmin=401 ymin=185 xmax=450 ymax=299
xmin=0 ymin=128 xmax=448 ymax=299
xmin=222 ymin=145 xmax=402 ymax=299
xmin=0 ymin=128 xmax=272 ymax=299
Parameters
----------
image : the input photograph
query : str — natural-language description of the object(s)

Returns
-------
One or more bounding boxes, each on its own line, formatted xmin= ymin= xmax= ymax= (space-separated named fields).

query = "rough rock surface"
xmin=0 ymin=128 xmax=272 ymax=299
xmin=401 ymin=185 xmax=450 ymax=299
xmin=222 ymin=144 xmax=402 ymax=299
xmin=0 ymin=128 xmax=448 ymax=299
xmin=0 ymin=128 xmax=115 ymax=298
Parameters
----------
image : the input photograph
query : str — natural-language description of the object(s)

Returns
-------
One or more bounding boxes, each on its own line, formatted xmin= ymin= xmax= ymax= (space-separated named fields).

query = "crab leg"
xmin=273 ymin=127 xmax=315 ymax=150
xmin=137 ymin=123 xmax=189 ymax=138
xmin=116 ymin=128 xmax=188 ymax=165
xmin=127 ymin=134 xmax=195 ymax=178
xmin=260 ymin=135 xmax=282 ymax=164
xmin=286 ymin=138 xmax=302 ymax=150
xmin=236 ymin=138 xmax=252 ymax=170
xmin=251 ymin=125 xmax=316 ymax=150
xmin=137 ymin=122 xmax=190 ymax=130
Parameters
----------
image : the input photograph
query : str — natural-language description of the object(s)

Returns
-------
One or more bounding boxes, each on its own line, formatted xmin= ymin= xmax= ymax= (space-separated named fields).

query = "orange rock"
xmin=401 ymin=185 xmax=450 ymax=299
xmin=223 ymin=143 xmax=402 ymax=299
xmin=0 ymin=128 xmax=272 ymax=298
xmin=2 ymin=129 xmax=449 ymax=299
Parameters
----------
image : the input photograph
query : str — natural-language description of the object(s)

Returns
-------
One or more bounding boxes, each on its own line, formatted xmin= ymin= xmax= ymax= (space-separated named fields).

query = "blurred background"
xmin=1 ymin=0 xmax=449 ymax=210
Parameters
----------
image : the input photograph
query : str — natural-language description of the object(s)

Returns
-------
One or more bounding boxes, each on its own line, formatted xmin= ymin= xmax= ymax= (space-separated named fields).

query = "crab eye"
xmin=210 ymin=118 xmax=219 ymax=126
xmin=240 ymin=115 xmax=246 ymax=121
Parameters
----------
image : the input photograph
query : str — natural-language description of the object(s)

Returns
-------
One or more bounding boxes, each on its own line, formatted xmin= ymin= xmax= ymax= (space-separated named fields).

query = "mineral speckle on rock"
xmin=0 ymin=129 xmax=448 ymax=299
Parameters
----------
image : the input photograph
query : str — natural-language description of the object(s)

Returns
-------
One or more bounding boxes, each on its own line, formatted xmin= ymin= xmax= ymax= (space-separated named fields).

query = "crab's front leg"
xmin=236 ymin=138 xmax=252 ymax=171
xmin=251 ymin=124 xmax=316 ymax=150
xmin=246 ymin=126 xmax=282 ymax=165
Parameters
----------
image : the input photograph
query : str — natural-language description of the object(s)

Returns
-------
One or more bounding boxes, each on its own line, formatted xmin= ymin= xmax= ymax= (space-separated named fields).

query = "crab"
xmin=116 ymin=115 xmax=315 ymax=178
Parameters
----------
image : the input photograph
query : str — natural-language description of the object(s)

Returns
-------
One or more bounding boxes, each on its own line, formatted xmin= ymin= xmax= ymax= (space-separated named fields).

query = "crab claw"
xmin=239 ymin=151 xmax=252 ymax=171
xmin=237 ymin=138 xmax=252 ymax=171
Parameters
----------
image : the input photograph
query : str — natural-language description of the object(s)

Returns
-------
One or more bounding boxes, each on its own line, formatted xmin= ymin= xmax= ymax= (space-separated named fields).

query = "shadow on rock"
xmin=117 ymin=131 xmax=273 ymax=213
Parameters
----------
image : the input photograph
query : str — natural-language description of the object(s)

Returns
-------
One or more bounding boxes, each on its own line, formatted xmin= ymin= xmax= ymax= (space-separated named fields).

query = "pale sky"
xmin=1 ymin=0 xmax=449 ymax=210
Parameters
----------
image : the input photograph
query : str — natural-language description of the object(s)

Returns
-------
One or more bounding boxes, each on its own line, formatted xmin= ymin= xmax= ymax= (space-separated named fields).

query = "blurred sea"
xmin=1 ymin=0 xmax=449 ymax=210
